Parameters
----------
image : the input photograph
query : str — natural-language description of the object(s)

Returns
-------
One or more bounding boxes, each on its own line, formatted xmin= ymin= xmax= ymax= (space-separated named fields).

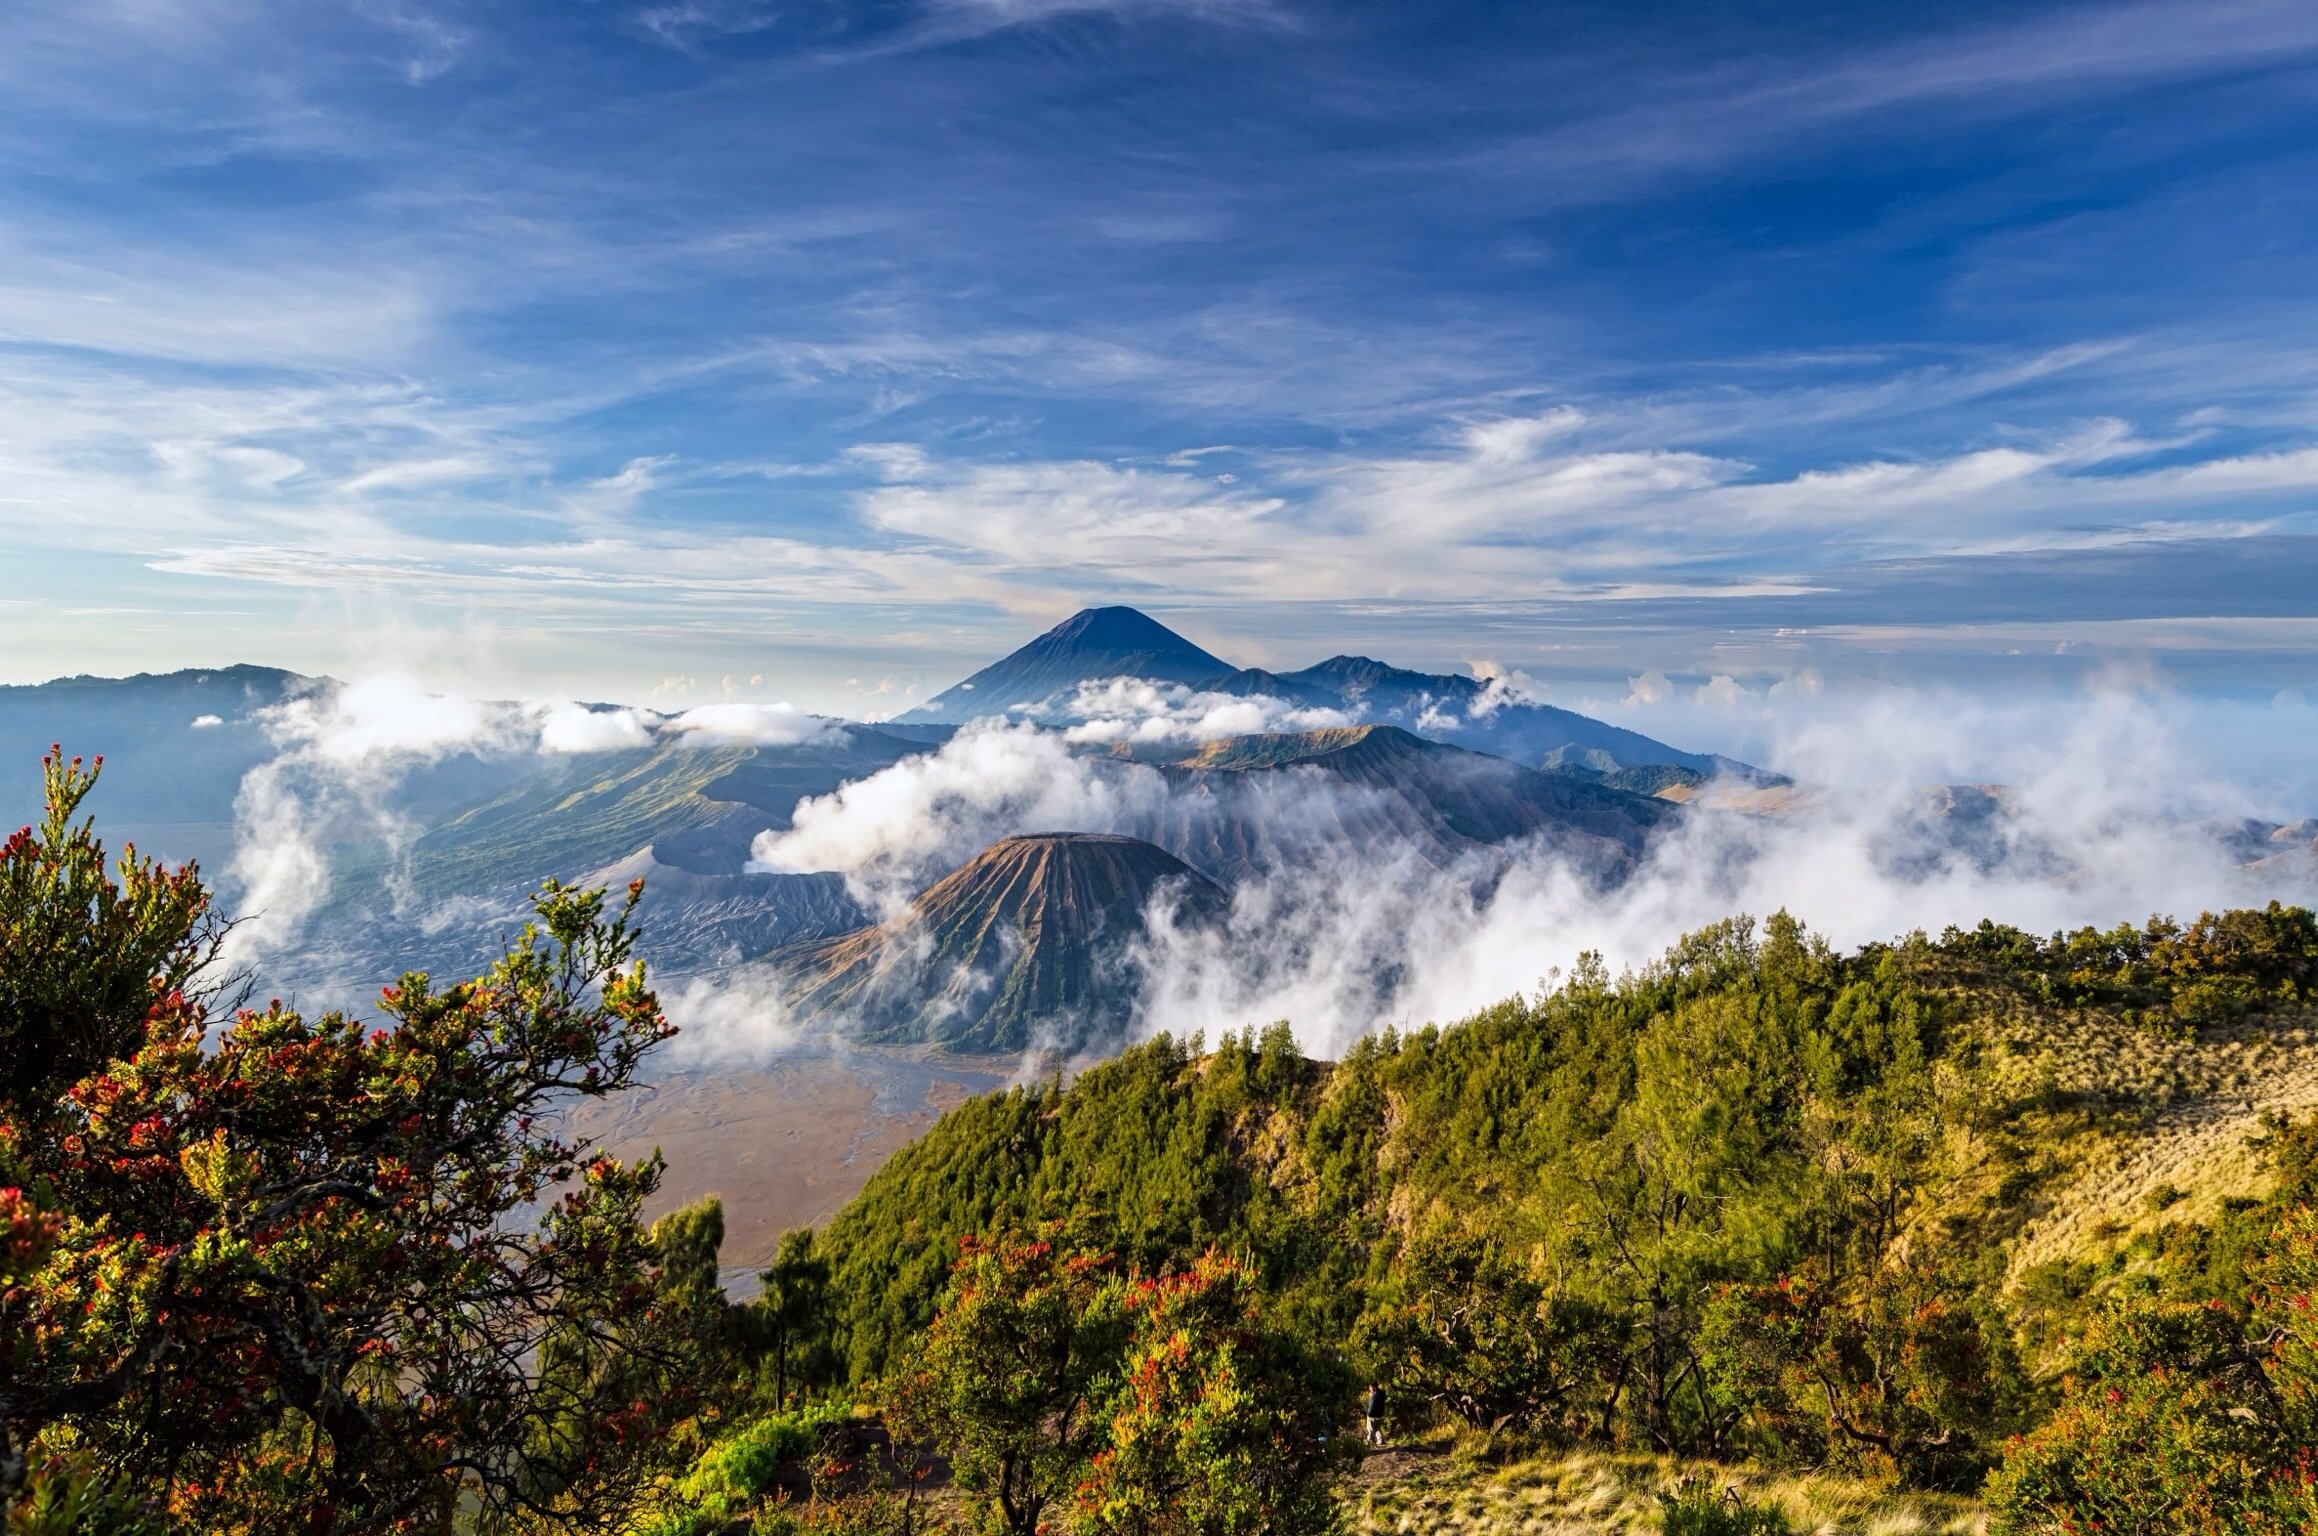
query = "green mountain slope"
xmin=802 ymin=900 xmax=2318 ymax=1459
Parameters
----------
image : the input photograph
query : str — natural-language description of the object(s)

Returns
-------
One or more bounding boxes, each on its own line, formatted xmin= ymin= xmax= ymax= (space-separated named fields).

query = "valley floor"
xmin=562 ymin=1045 xmax=1010 ymax=1270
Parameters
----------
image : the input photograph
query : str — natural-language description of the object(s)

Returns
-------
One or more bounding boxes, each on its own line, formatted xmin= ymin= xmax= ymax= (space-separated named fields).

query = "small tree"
xmin=1355 ymin=1227 xmax=1613 ymax=1436
xmin=888 ymin=1228 xmax=1127 ymax=1536
xmin=1071 ymin=1250 xmax=1355 ymax=1536
xmin=0 ymin=749 xmax=720 ymax=1531
xmin=0 ymin=749 xmax=228 ymax=1125
xmin=757 ymin=1227 xmax=836 ymax=1406
xmin=1701 ymin=1258 xmax=2010 ymax=1488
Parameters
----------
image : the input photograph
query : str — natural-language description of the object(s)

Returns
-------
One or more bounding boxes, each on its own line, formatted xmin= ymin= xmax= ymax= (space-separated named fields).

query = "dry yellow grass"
xmin=1985 ymin=1008 xmax=2318 ymax=1280
xmin=1344 ymin=1444 xmax=1984 ymax=1536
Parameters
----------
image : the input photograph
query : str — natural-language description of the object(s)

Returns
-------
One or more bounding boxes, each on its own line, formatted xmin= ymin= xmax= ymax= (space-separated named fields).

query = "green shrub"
xmin=1987 ymin=1209 xmax=2318 ymax=1535
xmin=648 ymin=1403 xmax=855 ymax=1534
xmin=5 ymin=1455 xmax=168 ymax=1536
xmin=1657 ymin=1477 xmax=1790 ymax=1536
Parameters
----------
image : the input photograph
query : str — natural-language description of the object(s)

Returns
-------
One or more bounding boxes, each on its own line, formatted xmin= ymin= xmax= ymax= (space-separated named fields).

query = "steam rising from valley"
xmin=212 ymin=668 xmax=2317 ymax=1067
xmin=218 ymin=677 xmax=841 ymax=978
xmin=749 ymin=723 xmax=1176 ymax=914
xmin=754 ymin=686 xmax=2318 ymax=1060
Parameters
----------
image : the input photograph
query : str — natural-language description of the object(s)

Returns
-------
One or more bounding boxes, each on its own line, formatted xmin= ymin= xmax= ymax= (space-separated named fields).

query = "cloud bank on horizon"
xmin=0 ymin=0 xmax=2315 ymax=725
xmin=732 ymin=679 xmax=2318 ymax=1062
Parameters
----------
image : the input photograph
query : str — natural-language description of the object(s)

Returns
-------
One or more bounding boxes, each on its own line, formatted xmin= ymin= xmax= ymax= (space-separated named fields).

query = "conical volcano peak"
xmin=907 ymin=605 xmax=1235 ymax=722
xmin=768 ymin=831 xmax=1228 ymax=1052
xmin=1038 ymin=606 xmax=1218 ymax=656
xmin=915 ymin=831 xmax=1216 ymax=917
xmin=973 ymin=829 xmax=1182 ymax=856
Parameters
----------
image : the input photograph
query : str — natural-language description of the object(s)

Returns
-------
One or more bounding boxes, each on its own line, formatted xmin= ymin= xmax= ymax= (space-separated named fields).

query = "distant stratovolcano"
xmin=906 ymin=606 xmax=1231 ymax=721
xmin=901 ymin=604 xmax=1733 ymax=777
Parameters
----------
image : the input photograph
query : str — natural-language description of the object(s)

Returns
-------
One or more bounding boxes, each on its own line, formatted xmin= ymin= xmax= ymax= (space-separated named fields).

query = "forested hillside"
xmin=816 ymin=906 xmax=2317 ymax=1397
xmin=10 ymin=746 xmax=2317 ymax=1535
xmin=768 ymin=903 xmax=2318 ymax=1526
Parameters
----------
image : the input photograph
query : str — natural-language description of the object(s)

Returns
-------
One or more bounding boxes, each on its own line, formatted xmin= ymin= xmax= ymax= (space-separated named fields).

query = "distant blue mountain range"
xmin=0 ymin=610 xmax=1752 ymax=873
xmin=7 ymin=618 xmax=2313 ymax=1054
xmin=0 ymin=613 xmax=1756 ymax=1018
xmin=905 ymin=605 xmax=1740 ymax=776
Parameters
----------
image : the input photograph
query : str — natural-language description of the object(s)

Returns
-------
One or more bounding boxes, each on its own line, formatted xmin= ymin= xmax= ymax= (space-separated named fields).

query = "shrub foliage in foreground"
xmin=0 ymin=752 xmax=724 ymax=1531
xmin=884 ymin=1230 xmax=1352 ymax=1536
xmin=888 ymin=1230 xmax=1128 ymax=1536
xmin=1069 ymin=1248 xmax=1355 ymax=1536
xmin=1985 ymin=1206 xmax=2318 ymax=1535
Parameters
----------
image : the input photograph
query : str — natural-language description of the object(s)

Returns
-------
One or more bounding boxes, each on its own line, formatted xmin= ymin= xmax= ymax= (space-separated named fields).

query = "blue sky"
xmin=3 ymin=0 xmax=2318 ymax=725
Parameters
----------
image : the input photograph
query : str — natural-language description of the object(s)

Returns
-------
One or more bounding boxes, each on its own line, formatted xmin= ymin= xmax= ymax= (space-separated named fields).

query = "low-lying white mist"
xmin=221 ymin=676 xmax=834 ymax=972
xmin=1037 ymin=677 xmax=1351 ymax=746
xmin=208 ymin=666 xmax=2318 ymax=1070
xmin=749 ymin=722 xmax=1178 ymax=913
xmin=657 ymin=968 xmax=808 ymax=1066
xmin=758 ymin=684 xmax=2318 ymax=1061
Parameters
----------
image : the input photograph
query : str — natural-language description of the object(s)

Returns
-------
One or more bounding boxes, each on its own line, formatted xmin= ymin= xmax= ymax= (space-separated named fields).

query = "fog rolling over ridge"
xmin=6 ymin=606 xmax=2315 ymax=1064
xmin=757 ymin=672 xmax=2318 ymax=1060
xmin=739 ymin=609 xmax=2318 ymax=1058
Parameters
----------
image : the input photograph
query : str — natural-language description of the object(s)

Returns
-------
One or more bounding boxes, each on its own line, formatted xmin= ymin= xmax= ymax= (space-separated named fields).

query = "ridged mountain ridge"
xmin=900 ymin=605 xmax=1733 ymax=775
xmin=1275 ymin=655 xmax=1478 ymax=702
xmin=1171 ymin=722 xmax=1430 ymax=772
xmin=1145 ymin=725 xmax=1676 ymax=883
xmin=769 ymin=832 xmax=1229 ymax=1052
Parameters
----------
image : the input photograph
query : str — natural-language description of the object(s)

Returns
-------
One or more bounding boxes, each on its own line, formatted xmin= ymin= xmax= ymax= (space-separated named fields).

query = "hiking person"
xmin=1364 ymin=1382 xmax=1386 ymax=1447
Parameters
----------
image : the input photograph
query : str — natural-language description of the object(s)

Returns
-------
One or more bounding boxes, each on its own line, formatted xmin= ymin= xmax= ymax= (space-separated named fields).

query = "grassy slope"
xmin=1346 ymin=1445 xmax=1985 ymax=1535
xmin=806 ymin=910 xmax=2318 ymax=1432
xmin=892 ymin=1444 xmax=1986 ymax=1534
xmin=1992 ymin=1008 xmax=2318 ymax=1277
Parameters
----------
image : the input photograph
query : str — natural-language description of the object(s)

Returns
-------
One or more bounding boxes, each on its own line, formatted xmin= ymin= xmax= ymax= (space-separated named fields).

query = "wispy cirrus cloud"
xmin=844 ymin=408 xmax=2318 ymax=602
xmin=9 ymin=345 xmax=2316 ymax=687
xmin=0 ymin=0 xmax=2315 ymax=715
xmin=1451 ymin=0 xmax=2318 ymax=205
xmin=633 ymin=0 xmax=1286 ymax=56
